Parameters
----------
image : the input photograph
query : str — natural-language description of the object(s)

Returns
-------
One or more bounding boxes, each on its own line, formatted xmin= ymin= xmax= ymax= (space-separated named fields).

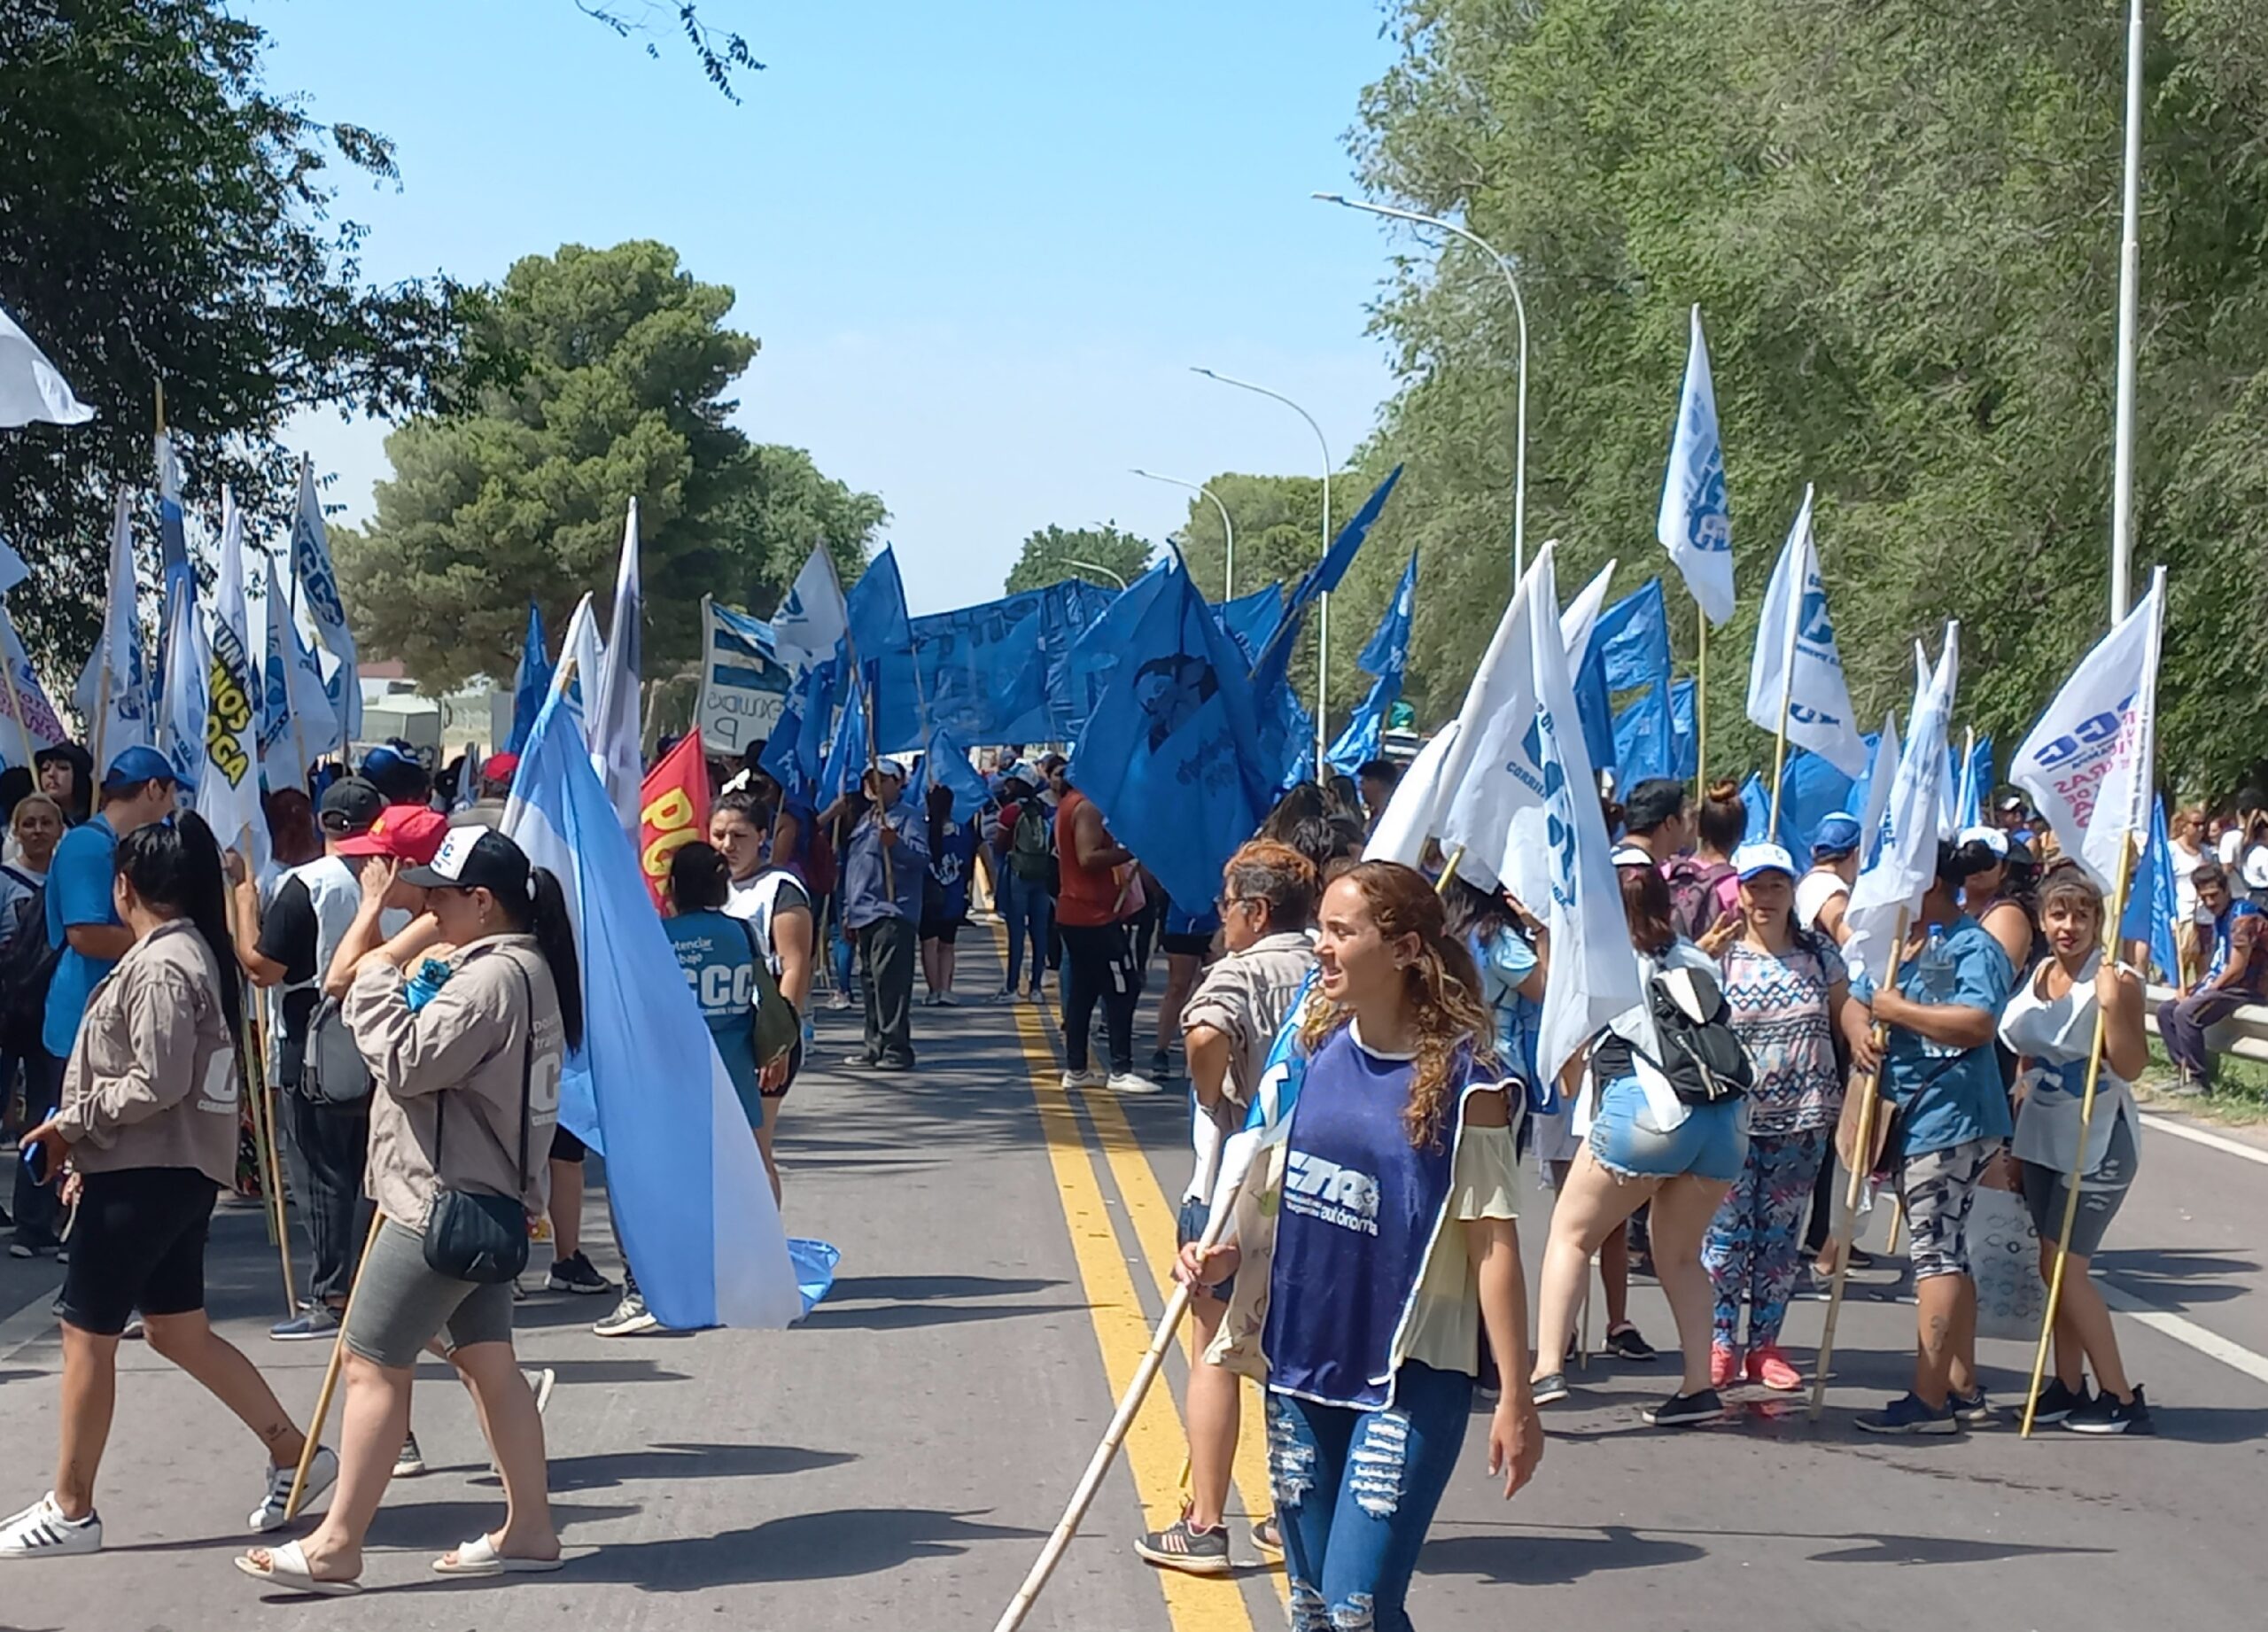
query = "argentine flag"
xmin=505 ymin=688 xmax=802 ymax=1331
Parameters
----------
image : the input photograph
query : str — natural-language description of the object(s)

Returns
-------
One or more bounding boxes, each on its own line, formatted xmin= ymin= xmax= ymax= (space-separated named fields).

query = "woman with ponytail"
xmin=239 ymin=826 xmax=579 ymax=1593
xmin=3 ymin=814 xmax=337 ymax=1558
xmin=1183 ymin=861 xmax=1542 ymax=1628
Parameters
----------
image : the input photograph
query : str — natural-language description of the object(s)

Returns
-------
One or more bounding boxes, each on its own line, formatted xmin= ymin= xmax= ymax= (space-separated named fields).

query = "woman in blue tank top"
xmin=1185 ymin=861 xmax=1543 ymax=1628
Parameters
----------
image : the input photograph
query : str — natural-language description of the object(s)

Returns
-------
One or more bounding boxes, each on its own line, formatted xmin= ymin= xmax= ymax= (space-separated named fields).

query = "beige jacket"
xmin=54 ymin=920 xmax=240 ymax=1186
xmin=346 ymin=934 xmax=563 ymax=1230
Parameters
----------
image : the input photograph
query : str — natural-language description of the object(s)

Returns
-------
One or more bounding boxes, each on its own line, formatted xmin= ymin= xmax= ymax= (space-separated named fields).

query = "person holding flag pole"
xmin=2006 ymin=568 xmax=2166 ymax=1437
xmin=1657 ymin=305 xmax=1734 ymax=791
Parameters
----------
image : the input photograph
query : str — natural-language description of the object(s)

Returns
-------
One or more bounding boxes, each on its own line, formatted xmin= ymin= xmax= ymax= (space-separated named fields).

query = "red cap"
xmin=480 ymin=752 xmax=520 ymax=784
xmin=333 ymin=804 xmax=450 ymax=866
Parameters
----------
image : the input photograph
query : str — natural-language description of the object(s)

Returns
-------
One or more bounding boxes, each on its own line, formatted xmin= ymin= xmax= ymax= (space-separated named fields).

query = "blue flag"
xmin=2126 ymin=794 xmax=2178 ymax=982
xmin=1060 ymin=563 xmax=1175 ymax=742
xmin=1069 ymin=563 xmax=1275 ymax=910
xmin=503 ymin=691 xmax=801 ymax=1330
xmin=908 ymin=724 xmax=991 ymax=822
xmin=820 ymin=659 xmax=877 ymax=804
xmin=1251 ymin=468 xmax=1403 ymax=688
xmin=842 ymin=545 xmax=912 ymax=669
xmin=1324 ymin=551 xmax=1418 ymax=775
xmin=792 ymin=659 xmax=835 ymax=790
xmin=1574 ymin=579 xmax=1675 ymax=773
xmin=506 ymin=602 xmax=552 ymax=755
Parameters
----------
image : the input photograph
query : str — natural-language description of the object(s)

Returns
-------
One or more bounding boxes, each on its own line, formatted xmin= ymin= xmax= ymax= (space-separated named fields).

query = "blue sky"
xmin=264 ymin=0 xmax=1406 ymax=613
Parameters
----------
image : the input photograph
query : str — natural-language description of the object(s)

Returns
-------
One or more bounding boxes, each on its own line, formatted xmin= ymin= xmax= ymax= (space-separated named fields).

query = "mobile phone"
xmin=20 ymin=1139 xmax=50 ymax=1186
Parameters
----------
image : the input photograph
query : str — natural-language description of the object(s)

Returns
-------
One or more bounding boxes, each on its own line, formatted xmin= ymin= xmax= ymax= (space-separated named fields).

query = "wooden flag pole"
xmin=1767 ymin=580 xmax=1801 ymax=836
xmin=239 ymin=1001 xmax=296 ymax=1317
xmin=1808 ymin=907 xmax=1910 ymax=1422
xmin=2020 ymin=835 xmax=2137 ymax=1437
xmin=284 ymin=1210 xmax=388 ymax=1520
xmin=1695 ymin=618 xmax=1708 ymax=795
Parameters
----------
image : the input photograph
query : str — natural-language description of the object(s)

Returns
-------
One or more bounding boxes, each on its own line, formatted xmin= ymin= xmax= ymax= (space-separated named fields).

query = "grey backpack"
xmin=299 ymin=994 xmax=373 ymax=1105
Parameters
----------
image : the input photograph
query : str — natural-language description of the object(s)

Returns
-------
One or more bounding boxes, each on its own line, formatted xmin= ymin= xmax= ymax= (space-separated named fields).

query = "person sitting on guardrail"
xmin=2156 ymin=860 xmax=2264 ymax=1097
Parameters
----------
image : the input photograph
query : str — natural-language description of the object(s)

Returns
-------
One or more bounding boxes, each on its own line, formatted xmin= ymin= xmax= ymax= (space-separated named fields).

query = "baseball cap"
xmin=1958 ymin=823 xmax=2011 ymax=858
xmin=871 ymin=757 xmax=909 ymax=781
xmin=479 ymin=751 xmax=520 ymax=785
xmin=402 ymin=824 xmax=533 ymax=898
xmin=317 ymin=776 xmax=385 ymax=838
xmin=1999 ymin=794 xmax=2028 ymax=815
xmin=334 ymin=803 xmax=449 ymax=864
xmin=1733 ymin=842 xmax=1798 ymax=882
xmin=1610 ymin=843 xmax=1655 ymax=869
xmin=1811 ymin=812 xmax=1863 ymax=859
xmin=1623 ymin=777 xmax=1690 ymax=835
xmin=102 ymin=745 xmax=177 ymax=790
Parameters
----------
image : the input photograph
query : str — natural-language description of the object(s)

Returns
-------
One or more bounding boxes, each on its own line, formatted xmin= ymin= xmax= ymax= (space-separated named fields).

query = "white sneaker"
xmin=936 ymin=991 xmax=959 ymax=1006
xmin=392 ymin=1432 xmax=427 ymax=1479
xmin=524 ymin=1366 xmax=556 ymax=1417
xmin=250 ymin=1446 xmax=338 ymax=1533
xmin=1107 ymin=1072 xmax=1164 ymax=1096
xmin=0 ymin=1493 xmax=102 ymax=1557
xmin=1060 ymin=1068 xmax=1106 ymax=1090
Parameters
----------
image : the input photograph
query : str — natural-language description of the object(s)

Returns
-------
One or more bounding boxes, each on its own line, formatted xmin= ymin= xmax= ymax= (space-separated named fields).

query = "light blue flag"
xmin=1740 ymin=774 xmax=1772 ymax=846
xmin=504 ymin=688 xmax=802 ymax=1331
xmin=2125 ymin=794 xmax=2177 ymax=982
xmin=1215 ymin=583 xmax=1285 ymax=668
xmin=758 ymin=700 xmax=808 ymax=798
xmin=1325 ymin=551 xmax=1418 ymax=776
xmin=792 ymin=660 xmax=835 ymax=789
xmin=842 ymin=545 xmax=912 ymax=668
xmin=819 ymin=658 xmax=876 ymax=803
xmin=908 ymin=724 xmax=990 ymax=822
xmin=1250 ymin=467 xmax=1403 ymax=688
xmin=506 ymin=602 xmax=552 ymax=755
xmin=1060 ymin=562 xmax=1174 ymax=742
xmin=1068 ymin=563 xmax=1274 ymax=910
xmin=155 ymin=579 xmax=206 ymax=794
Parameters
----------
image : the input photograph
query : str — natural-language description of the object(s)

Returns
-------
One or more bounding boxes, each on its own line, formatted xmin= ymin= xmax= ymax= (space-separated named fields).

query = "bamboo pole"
xmin=284 ymin=1210 xmax=388 ymax=1520
xmin=1808 ymin=907 xmax=1910 ymax=1422
xmin=2020 ymin=835 xmax=2137 ymax=1437
xmin=1695 ymin=618 xmax=1708 ymax=795
xmin=240 ymin=1005 xmax=295 ymax=1317
xmin=1767 ymin=581 xmax=1801 ymax=837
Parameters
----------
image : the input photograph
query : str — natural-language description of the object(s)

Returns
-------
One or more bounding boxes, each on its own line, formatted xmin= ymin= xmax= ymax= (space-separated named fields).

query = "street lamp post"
xmin=1131 ymin=468 xmax=1237 ymax=601
xmin=1065 ymin=559 xmax=1129 ymax=592
xmin=1315 ymin=191 xmax=1530 ymax=592
xmin=2108 ymin=0 xmax=2144 ymax=624
xmin=1192 ymin=367 xmax=1332 ymax=768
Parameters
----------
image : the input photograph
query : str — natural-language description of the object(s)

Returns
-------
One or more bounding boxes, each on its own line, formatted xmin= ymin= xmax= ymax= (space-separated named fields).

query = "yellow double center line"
xmin=1004 ymin=994 xmax=1279 ymax=1631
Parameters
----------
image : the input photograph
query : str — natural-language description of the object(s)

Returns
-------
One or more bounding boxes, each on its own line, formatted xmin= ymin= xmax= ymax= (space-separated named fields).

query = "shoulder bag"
xmin=422 ymin=961 xmax=535 ymax=1285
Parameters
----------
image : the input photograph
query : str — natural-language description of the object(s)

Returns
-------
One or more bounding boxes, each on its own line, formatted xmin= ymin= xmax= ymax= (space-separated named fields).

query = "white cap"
xmin=1957 ymin=823 xmax=2010 ymax=858
xmin=1732 ymin=842 xmax=1798 ymax=881
xmin=1610 ymin=843 xmax=1654 ymax=869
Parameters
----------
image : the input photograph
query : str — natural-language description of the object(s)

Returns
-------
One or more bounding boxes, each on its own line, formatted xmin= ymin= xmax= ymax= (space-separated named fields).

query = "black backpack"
xmin=0 ymin=867 xmax=58 ymax=1057
xmin=1594 ymin=956 xmax=1754 ymax=1107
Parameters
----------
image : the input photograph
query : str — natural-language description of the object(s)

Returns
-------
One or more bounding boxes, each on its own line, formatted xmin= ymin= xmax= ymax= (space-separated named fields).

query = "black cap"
xmin=318 ymin=776 xmax=384 ymax=838
xmin=1623 ymin=777 xmax=1690 ymax=835
xmin=401 ymin=824 xmax=533 ymax=899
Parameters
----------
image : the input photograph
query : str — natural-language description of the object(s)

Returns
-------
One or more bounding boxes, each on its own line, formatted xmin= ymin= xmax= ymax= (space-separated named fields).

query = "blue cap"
xmin=1811 ymin=812 xmax=1863 ymax=859
xmin=102 ymin=745 xmax=176 ymax=789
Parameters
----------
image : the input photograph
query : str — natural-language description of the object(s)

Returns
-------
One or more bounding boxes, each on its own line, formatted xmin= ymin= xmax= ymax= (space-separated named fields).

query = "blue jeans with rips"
xmin=1268 ymin=1359 xmax=1472 ymax=1631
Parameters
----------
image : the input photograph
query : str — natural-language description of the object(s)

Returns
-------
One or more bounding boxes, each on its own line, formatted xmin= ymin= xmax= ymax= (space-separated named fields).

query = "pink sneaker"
xmin=1746 ymin=1344 xmax=1803 ymax=1392
xmin=1710 ymin=1343 xmax=1738 ymax=1389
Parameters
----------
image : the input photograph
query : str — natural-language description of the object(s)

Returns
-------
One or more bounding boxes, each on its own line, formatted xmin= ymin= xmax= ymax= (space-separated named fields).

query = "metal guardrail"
xmin=2144 ymin=983 xmax=2268 ymax=1066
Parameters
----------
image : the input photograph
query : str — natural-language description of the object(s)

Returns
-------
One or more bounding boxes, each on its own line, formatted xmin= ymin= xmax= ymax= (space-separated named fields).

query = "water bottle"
xmin=403 ymin=958 xmax=454 ymax=1014
xmin=1916 ymin=925 xmax=1957 ymax=1054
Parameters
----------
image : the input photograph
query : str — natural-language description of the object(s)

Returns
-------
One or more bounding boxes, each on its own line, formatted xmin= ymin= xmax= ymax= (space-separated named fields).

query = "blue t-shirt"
xmin=1472 ymin=925 xmax=1543 ymax=1103
xmin=1165 ymin=902 xmax=1222 ymax=940
xmin=927 ymin=820 xmax=976 ymax=922
xmin=43 ymin=814 xmax=120 ymax=1060
xmin=1859 ymin=914 xmax=2015 ymax=1157
xmin=664 ymin=911 xmax=763 ymax=1117
xmin=2206 ymin=899 xmax=2264 ymax=991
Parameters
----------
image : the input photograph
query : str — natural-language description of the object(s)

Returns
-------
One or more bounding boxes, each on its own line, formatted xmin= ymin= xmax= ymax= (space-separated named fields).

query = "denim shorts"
xmin=1177 ymin=1195 xmax=1231 ymax=1301
xmin=1587 ymin=1076 xmax=1749 ymax=1183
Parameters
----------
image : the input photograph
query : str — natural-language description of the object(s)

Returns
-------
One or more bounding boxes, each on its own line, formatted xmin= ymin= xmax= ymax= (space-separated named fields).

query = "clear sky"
xmin=263 ymin=0 xmax=1406 ymax=614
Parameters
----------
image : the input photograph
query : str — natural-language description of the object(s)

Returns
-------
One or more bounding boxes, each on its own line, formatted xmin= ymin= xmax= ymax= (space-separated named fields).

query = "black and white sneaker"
xmin=2064 ymin=1384 xmax=2155 ymax=1435
xmin=1604 ymin=1323 xmax=1658 ymax=1361
xmin=594 ymin=1290 xmax=661 ymax=1337
xmin=547 ymin=1251 xmax=614 ymax=1295
xmin=249 ymin=1447 xmax=338 ymax=1532
xmin=1855 ymin=1391 xmax=1960 ymax=1435
xmin=0 ymin=1493 xmax=101 ymax=1557
xmin=1641 ymin=1387 xmax=1726 ymax=1427
xmin=1530 ymin=1372 xmax=1571 ymax=1406
xmin=1133 ymin=1517 xmax=1231 ymax=1575
xmin=2028 ymin=1378 xmax=2092 ymax=1426
xmin=1950 ymin=1387 xmax=1993 ymax=1425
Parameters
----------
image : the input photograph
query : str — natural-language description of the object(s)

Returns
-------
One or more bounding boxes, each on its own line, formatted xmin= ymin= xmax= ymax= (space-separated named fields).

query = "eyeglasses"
xmin=1216 ymin=895 xmax=1254 ymax=913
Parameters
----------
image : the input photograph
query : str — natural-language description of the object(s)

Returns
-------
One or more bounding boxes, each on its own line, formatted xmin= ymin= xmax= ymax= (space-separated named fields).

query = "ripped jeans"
xmin=1267 ymin=1360 xmax=1472 ymax=1631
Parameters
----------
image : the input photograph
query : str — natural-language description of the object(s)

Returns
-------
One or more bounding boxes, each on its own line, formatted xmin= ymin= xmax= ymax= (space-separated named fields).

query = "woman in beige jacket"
xmin=1 ymin=815 xmax=336 ymax=1558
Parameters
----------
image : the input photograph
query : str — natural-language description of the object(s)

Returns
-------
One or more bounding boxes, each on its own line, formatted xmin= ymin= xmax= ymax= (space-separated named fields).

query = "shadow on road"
xmin=471 ymin=1441 xmax=856 ymax=1494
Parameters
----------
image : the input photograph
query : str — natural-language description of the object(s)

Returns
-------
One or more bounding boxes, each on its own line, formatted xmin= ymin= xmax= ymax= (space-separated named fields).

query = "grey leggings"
xmin=343 ymin=1218 xmax=517 ymax=1367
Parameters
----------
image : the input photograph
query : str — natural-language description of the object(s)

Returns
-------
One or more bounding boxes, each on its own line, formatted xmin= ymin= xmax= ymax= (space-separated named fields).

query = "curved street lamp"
xmin=1130 ymin=468 xmax=1236 ymax=601
xmin=1315 ymin=190 xmax=1530 ymax=591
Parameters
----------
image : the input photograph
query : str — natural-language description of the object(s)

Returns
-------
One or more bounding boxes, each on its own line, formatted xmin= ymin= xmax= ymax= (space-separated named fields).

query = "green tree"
xmin=1003 ymin=522 xmax=1155 ymax=595
xmin=577 ymin=2 xmax=764 ymax=101
xmin=334 ymin=240 xmax=882 ymax=691
xmin=0 ymin=0 xmax=476 ymax=669
xmin=1349 ymin=0 xmax=2268 ymax=797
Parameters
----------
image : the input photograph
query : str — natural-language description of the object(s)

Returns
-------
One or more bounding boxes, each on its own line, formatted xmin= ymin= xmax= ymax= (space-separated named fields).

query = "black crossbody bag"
xmin=422 ymin=965 xmax=535 ymax=1285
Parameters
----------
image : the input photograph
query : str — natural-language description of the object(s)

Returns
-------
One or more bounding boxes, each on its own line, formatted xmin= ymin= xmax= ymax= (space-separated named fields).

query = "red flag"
xmin=639 ymin=730 xmax=712 ymax=909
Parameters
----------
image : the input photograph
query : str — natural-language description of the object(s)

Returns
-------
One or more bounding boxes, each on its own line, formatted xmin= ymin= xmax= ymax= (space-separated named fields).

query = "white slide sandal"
xmin=431 ymin=1533 xmax=565 ymax=1577
xmin=235 ymin=1540 xmax=363 ymax=1597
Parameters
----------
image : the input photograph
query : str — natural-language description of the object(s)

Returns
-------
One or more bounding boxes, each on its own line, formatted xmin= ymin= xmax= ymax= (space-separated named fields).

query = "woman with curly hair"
xmin=1183 ymin=860 xmax=1542 ymax=1628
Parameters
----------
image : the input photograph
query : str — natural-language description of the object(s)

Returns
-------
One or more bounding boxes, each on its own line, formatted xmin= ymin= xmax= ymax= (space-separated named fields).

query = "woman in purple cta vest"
xmin=1184 ymin=861 xmax=1543 ymax=1629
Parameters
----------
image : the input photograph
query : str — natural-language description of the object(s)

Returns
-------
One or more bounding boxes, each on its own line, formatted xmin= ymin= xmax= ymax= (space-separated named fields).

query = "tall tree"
xmin=1003 ymin=523 xmax=1155 ymax=595
xmin=1351 ymin=0 xmax=2268 ymax=796
xmin=333 ymin=240 xmax=882 ymax=690
xmin=0 ymin=0 xmax=476 ymax=668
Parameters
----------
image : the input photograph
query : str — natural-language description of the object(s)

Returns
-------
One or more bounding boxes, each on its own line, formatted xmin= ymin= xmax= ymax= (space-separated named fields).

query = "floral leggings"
xmin=1702 ymin=1128 xmax=1830 ymax=1350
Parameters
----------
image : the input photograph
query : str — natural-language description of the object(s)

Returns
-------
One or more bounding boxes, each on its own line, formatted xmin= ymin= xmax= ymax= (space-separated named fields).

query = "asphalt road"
xmin=0 ymin=928 xmax=2261 ymax=1629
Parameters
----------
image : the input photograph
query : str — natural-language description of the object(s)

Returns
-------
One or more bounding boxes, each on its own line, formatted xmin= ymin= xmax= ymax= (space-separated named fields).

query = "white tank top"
xmin=1793 ymin=869 xmax=1847 ymax=932
xmin=1999 ymin=952 xmax=2140 ymax=1177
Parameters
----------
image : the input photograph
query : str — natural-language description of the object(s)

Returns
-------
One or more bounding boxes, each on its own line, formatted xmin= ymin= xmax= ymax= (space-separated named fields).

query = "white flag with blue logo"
xmin=194 ymin=494 xmax=268 ymax=874
xmin=587 ymin=500 xmax=644 ymax=837
xmin=1845 ymin=624 xmax=1959 ymax=982
xmin=1744 ymin=486 xmax=1867 ymax=775
xmin=771 ymin=544 xmax=849 ymax=676
xmin=287 ymin=457 xmax=360 ymax=746
xmin=1656 ymin=305 xmax=1734 ymax=626
xmin=72 ymin=490 xmax=152 ymax=766
xmin=505 ymin=688 xmax=802 ymax=1331
xmin=1438 ymin=543 xmax=1641 ymax=1082
xmin=2010 ymin=568 xmax=2164 ymax=891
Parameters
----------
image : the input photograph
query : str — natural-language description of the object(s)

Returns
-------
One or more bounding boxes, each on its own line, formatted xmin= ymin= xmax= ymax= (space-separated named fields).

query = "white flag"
xmin=1559 ymin=557 xmax=1617 ymax=670
xmin=0 ymin=302 xmax=94 ymax=429
xmin=194 ymin=494 xmax=268 ymax=874
xmin=156 ymin=573 xmax=207 ymax=794
xmin=771 ymin=545 xmax=849 ymax=676
xmin=2010 ymin=569 xmax=2164 ymax=890
xmin=0 ymin=599 xmax=67 ymax=765
xmin=260 ymin=554 xmax=340 ymax=787
xmin=1845 ymin=624 xmax=1959 ymax=981
xmin=1365 ymin=719 xmax=1460 ymax=868
xmin=587 ymin=501 xmax=644 ymax=836
xmin=555 ymin=592 xmax=604 ymax=727
xmin=288 ymin=456 xmax=360 ymax=745
xmin=71 ymin=491 xmax=151 ymax=767
xmin=1656 ymin=305 xmax=1734 ymax=626
xmin=1744 ymin=486 xmax=1867 ymax=775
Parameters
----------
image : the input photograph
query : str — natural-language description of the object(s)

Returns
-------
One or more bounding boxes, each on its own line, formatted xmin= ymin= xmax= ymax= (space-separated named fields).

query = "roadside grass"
xmin=2137 ymin=1039 xmax=2268 ymax=1126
